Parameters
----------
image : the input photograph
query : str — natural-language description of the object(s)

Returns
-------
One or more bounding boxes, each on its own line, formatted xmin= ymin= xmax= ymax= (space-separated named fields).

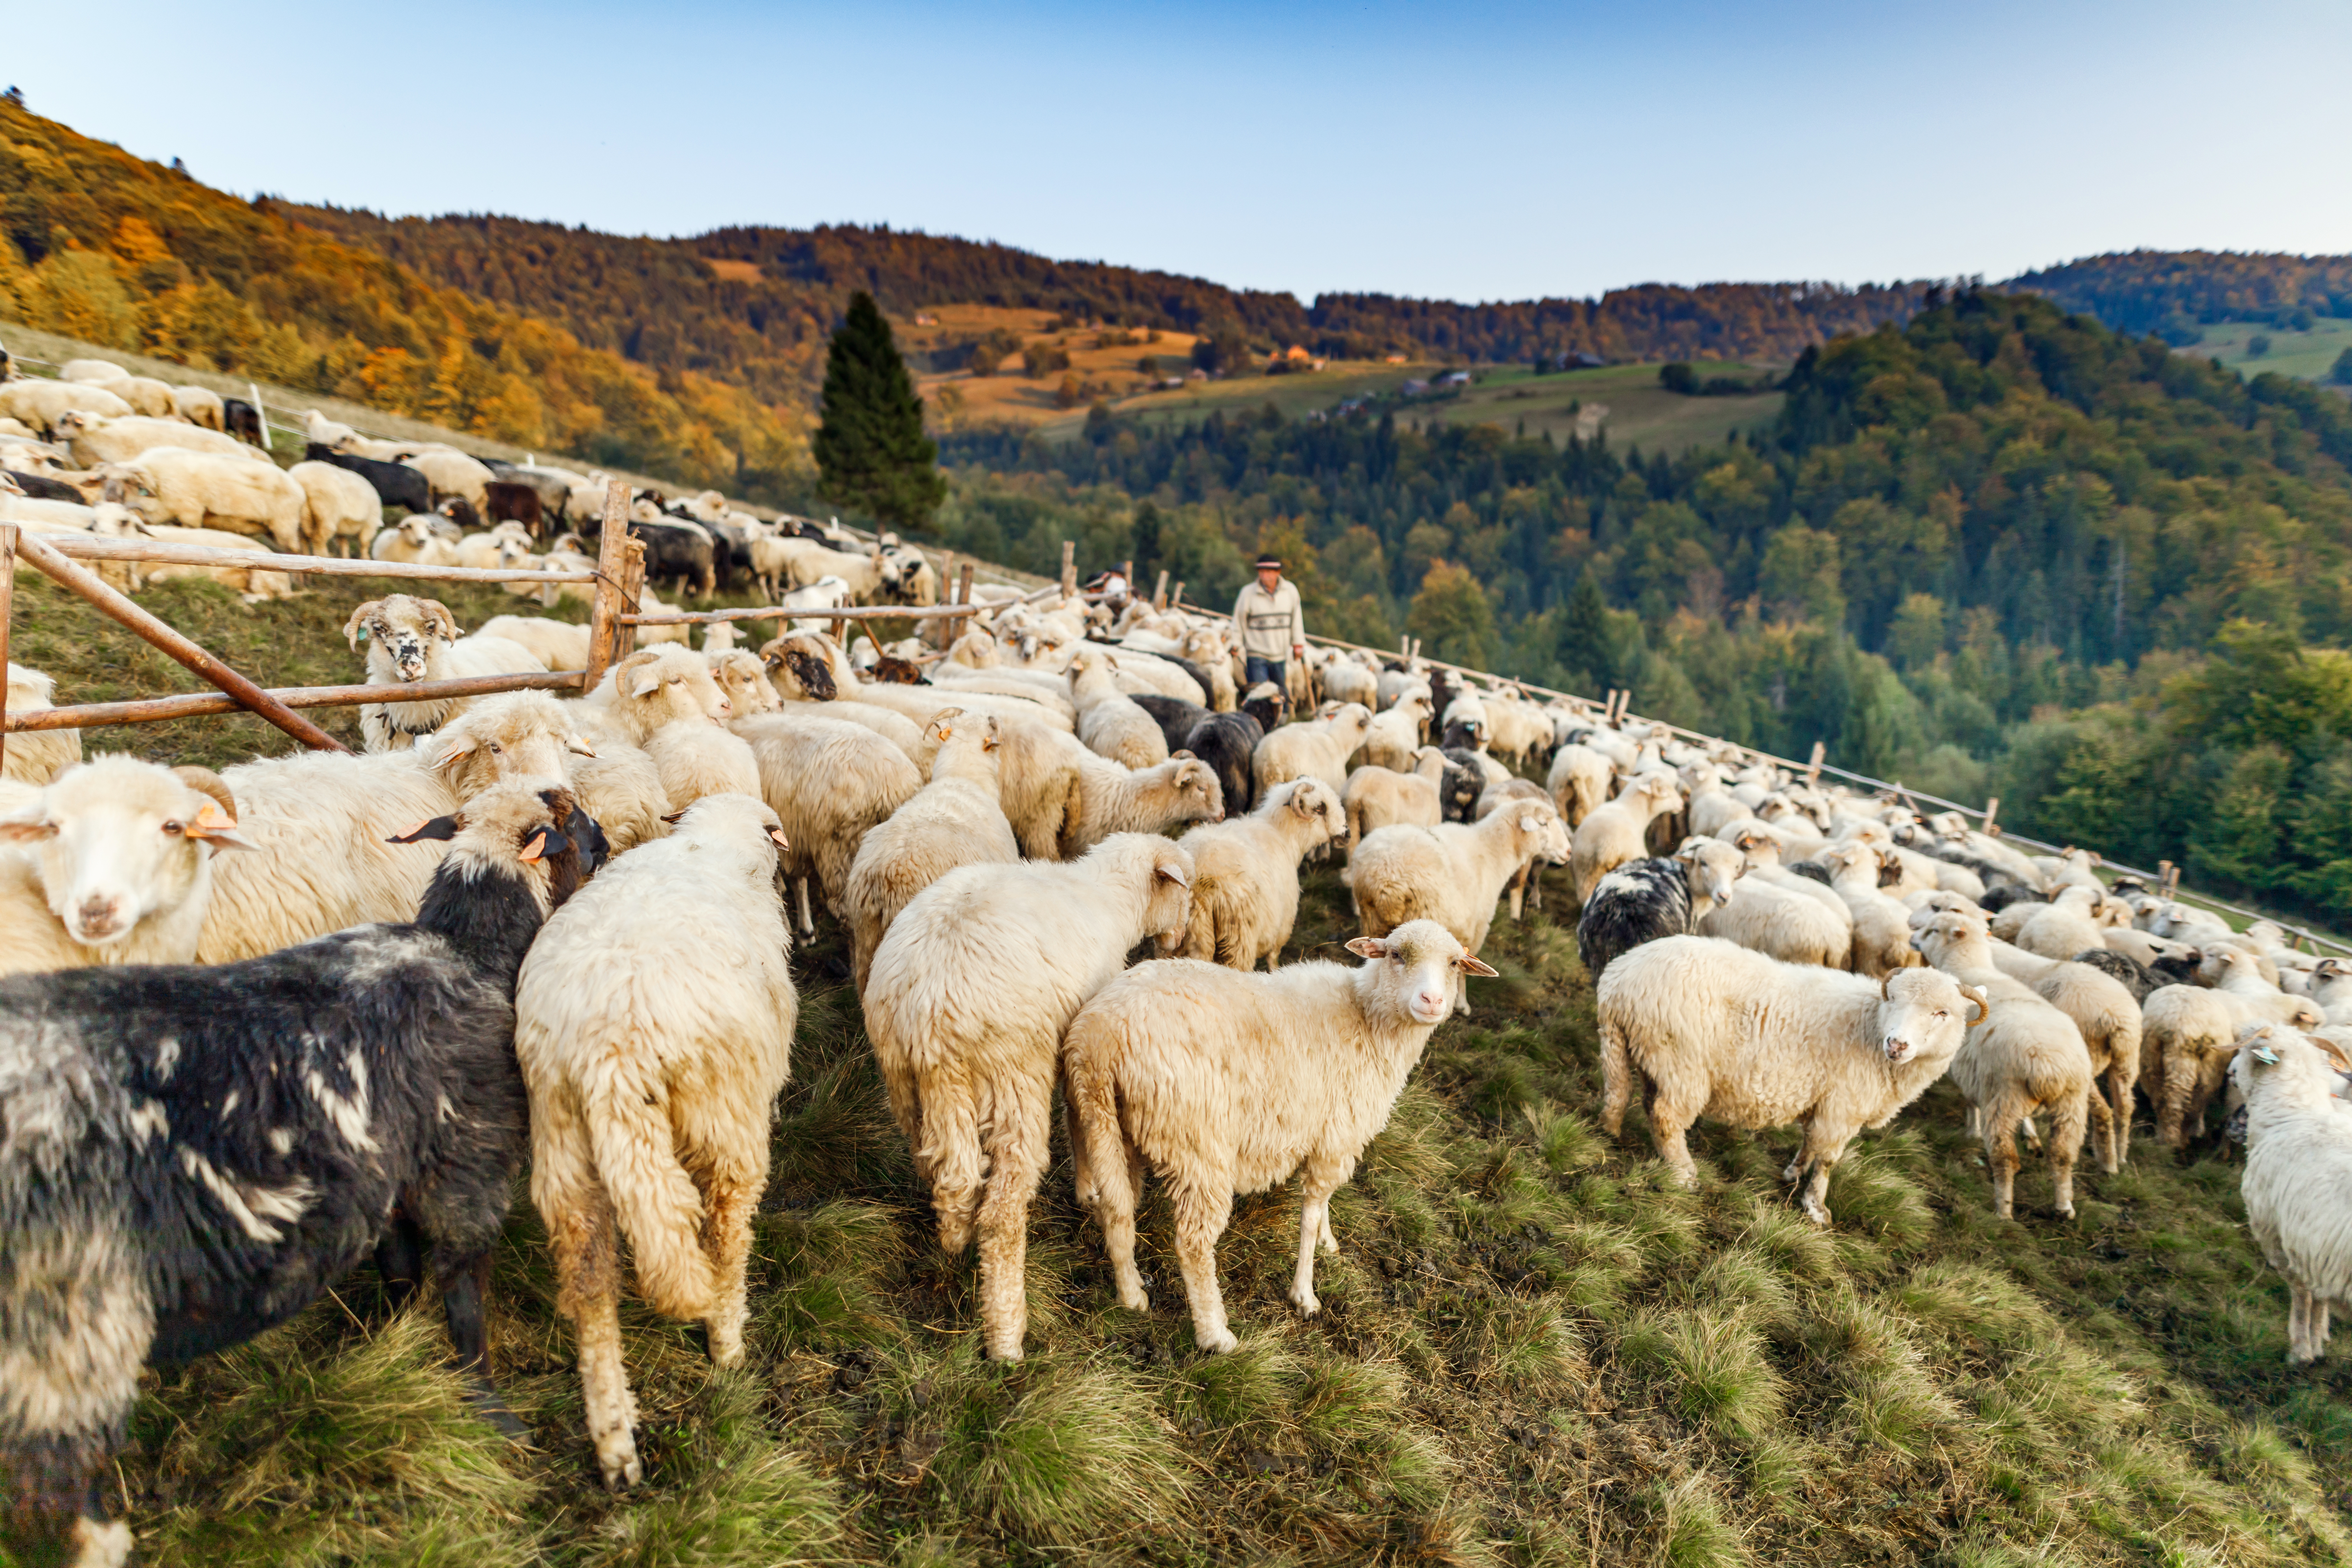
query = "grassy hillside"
xmin=2169 ymin=317 xmax=2352 ymax=384
xmin=7 ymin=577 xmax=2352 ymax=1566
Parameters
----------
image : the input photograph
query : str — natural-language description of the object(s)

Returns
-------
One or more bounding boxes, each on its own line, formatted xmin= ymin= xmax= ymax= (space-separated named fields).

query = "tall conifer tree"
xmin=814 ymin=292 xmax=945 ymax=527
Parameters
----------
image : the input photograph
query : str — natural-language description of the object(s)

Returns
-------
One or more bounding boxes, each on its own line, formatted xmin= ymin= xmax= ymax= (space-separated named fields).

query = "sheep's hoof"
xmin=1288 ymin=1285 xmax=1322 ymax=1316
xmin=1197 ymin=1327 xmax=1239 ymax=1355
xmin=72 ymin=1517 xmax=133 ymax=1568
xmin=598 ymin=1442 xmax=643 ymax=1492
xmin=465 ymin=1374 xmax=532 ymax=1443
xmin=1799 ymin=1197 xmax=1830 ymax=1227
xmin=1118 ymin=1286 xmax=1150 ymax=1311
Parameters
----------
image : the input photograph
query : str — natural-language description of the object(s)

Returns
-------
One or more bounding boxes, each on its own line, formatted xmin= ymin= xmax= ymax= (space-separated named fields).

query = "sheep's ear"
xmin=1155 ymin=860 xmax=1189 ymax=890
xmin=660 ymin=808 xmax=688 ymax=825
xmin=423 ymin=732 xmax=478 ymax=770
xmin=1457 ymin=954 xmax=1500 ymax=978
xmin=343 ymin=600 xmax=384 ymax=650
xmin=567 ymin=735 xmax=597 ymax=757
xmin=183 ymin=799 xmax=255 ymax=851
xmin=1962 ymin=985 xmax=1988 ymax=1025
xmin=1345 ymin=935 xmax=1388 ymax=960
xmin=630 ymin=666 xmax=664 ymax=699
xmin=0 ymin=816 xmax=54 ymax=843
xmin=387 ymin=815 xmax=461 ymax=844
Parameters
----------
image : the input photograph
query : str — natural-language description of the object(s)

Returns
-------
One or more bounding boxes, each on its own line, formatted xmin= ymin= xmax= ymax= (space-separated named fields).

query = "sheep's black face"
xmin=385 ymin=630 xmax=431 ymax=682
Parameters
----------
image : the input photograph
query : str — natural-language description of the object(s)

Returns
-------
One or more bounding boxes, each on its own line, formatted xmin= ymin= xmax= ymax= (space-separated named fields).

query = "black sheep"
xmin=629 ymin=518 xmax=717 ymax=598
xmin=5 ymin=469 xmax=84 ymax=503
xmin=223 ymin=397 xmax=265 ymax=448
xmin=2070 ymin=945 xmax=2200 ymax=1002
xmin=1575 ymin=856 xmax=1691 ymax=982
xmin=1438 ymin=749 xmax=1488 ymax=823
xmin=1240 ymin=681 xmax=1287 ymax=736
xmin=1179 ymin=710 xmax=1263 ymax=817
xmin=1132 ymin=692 xmax=1212 ymax=756
xmin=482 ymin=478 xmax=545 ymax=538
xmin=304 ymin=442 xmax=430 ymax=514
xmin=1978 ymin=882 xmax=2042 ymax=915
xmin=0 ymin=782 xmax=592 ymax=1566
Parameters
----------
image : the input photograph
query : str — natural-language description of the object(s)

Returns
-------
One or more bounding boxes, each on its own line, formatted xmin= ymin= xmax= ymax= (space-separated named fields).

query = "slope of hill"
xmin=2014 ymin=250 xmax=2352 ymax=341
xmin=0 ymin=101 xmax=810 ymax=501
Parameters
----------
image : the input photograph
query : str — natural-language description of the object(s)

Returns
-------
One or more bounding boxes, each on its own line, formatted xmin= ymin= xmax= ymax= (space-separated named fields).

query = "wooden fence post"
xmin=1171 ymin=581 xmax=1185 ymax=609
xmin=583 ymin=480 xmax=631 ymax=691
xmin=1805 ymin=740 xmax=1825 ymax=786
xmin=13 ymin=527 xmax=348 ymax=752
xmin=0 ymin=522 xmax=14 ymax=778
xmin=1981 ymin=795 xmax=2000 ymax=834
xmin=1153 ymin=570 xmax=1170 ymax=611
xmin=1060 ymin=540 xmax=1077 ymax=598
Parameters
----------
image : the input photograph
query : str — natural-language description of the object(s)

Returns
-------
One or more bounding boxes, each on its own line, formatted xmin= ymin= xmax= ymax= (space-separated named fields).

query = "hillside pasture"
xmin=2171 ymin=316 xmax=2352 ymax=383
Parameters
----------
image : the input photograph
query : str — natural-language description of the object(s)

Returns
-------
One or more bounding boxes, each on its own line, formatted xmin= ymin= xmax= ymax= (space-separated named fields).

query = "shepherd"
xmin=1232 ymin=553 xmax=1307 ymax=693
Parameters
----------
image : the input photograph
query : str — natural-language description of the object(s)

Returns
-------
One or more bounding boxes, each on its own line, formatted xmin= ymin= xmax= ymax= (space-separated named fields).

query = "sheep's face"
xmin=0 ymin=760 xmax=249 ymax=946
xmin=708 ymin=651 xmax=781 ymax=716
xmin=2230 ymin=1023 xmax=2342 ymax=1107
xmin=623 ymin=649 xmax=732 ymax=728
xmin=1171 ymin=759 xmax=1225 ymax=826
xmin=344 ymin=595 xmax=459 ymax=682
xmin=1730 ymin=828 xmax=1779 ymax=871
xmin=1286 ymin=778 xmax=1344 ymax=842
xmin=1876 ymin=969 xmax=1981 ymax=1065
xmin=424 ymin=693 xmax=590 ymax=796
xmin=1673 ymin=838 xmax=1744 ymax=908
xmin=1347 ymin=920 xmax=1499 ymax=1025
xmin=1144 ymin=845 xmax=1195 ymax=950
xmin=1914 ymin=913 xmax=1987 ymax=969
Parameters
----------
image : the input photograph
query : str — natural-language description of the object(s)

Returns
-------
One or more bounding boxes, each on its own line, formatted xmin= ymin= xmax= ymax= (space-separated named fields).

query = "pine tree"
xmin=1555 ymin=569 xmax=1612 ymax=690
xmin=814 ymin=292 xmax=945 ymax=528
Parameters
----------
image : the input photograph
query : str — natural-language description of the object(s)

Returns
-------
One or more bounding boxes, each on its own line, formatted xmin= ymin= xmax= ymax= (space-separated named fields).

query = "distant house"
xmin=913 ymin=313 xmax=938 ymax=326
xmin=1383 ymin=353 xmax=1409 ymax=364
xmin=1560 ymin=350 xmax=1605 ymax=370
xmin=1435 ymin=370 xmax=1472 ymax=387
xmin=1186 ymin=367 xmax=1209 ymax=382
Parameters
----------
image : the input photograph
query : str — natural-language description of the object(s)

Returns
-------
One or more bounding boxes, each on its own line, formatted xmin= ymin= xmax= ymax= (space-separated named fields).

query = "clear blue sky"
xmin=16 ymin=0 xmax=2351 ymax=304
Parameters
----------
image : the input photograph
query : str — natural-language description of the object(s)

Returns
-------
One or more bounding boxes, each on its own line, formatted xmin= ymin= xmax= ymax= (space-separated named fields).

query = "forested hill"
xmin=933 ymin=291 xmax=2352 ymax=929
xmin=280 ymin=203 xmax=1938 ymax=401
xmin=2014 ymin=250 xmax=2352 ymax=339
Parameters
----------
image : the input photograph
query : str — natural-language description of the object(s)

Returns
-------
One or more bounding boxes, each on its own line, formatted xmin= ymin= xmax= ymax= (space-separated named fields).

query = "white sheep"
xmin=402 ymin=448 xmax=495 ymax=515
xmin=2014 ymin=884 xmax=2113 ymax=959
xmin=455 ymin=521 xmax=536 ymax=569
xmin=1568 ymin=772 xmax=1682 ymax=904
xmin=516 ymin=791 xmax=796 ymax=1490
xmin=55 ymin=411 xmax=252 ymax=468
xmin=287 ymin=458 xmax=383 ymax=556
xmin=1361 ymin=693 xmax=1433 ymax=772
xmin=1176 ymin=777 xmax=1347 ymax=970
xmin=2141 ymin=974 xmax=2324 ymax=1148
xmin=1069 ymin=646 xmax=1170 ymax=768
xmin=1814 ymin=841 xmax=1921 ymax=978
xmin=302 ymin=410 xmax=358 ymax=447
xmin=2 ymin=663 xmax=80 ymax=785
xmin=733 ymin=706 xmax=923 ymax=935
xmin=1597 ymin=935 xmax=1984 ymax=1223
xmin=842 ymin=710 xmax=1021 ymax=994
xmin=1942 ymin=916 xmax=2145 ymax=1163
xmin=59 ymin=358 xmax=129 ymax=384
xmin=1065 ymin=919 xmax=1496 ymax=1352
xmin=863 ymin=833 xmax=1195 ymax=1359
xmin=370 ymin=514 xmax=462 ymax=567
xmin=0 ymin=378 xmax=131 ymax=436
xmin=1547 ymin=742 xmax=1613 ymax=828
xmin=1254 ymin=701 xmax=1374 ymax=803
xmin=644 ymin=718 xmax=760 ymax=811
xmin=106 ymin=447 xmax=308 ymax=551
xmin=171 ymin=384 xmax=225 ymax=430
xmin=0 ymin=758 xmax=248 ymax=975
xmin=1059 ymin=748 xmax=1226 ymax=858
xmin=344 ymin=595 xmax=549 ymax=751
xmin=88 ymin=503 xmax=298 ymax=603
xmin=2233 ymin=1026 xmax=2352 ymax=1364
xmin=477 ymin=614 xmax=590 ymax=670
xmin=1345 ymin=799 xmax=1570 ymax=993
xmin=1912 ymin=912 xmax=2108 ymax=1217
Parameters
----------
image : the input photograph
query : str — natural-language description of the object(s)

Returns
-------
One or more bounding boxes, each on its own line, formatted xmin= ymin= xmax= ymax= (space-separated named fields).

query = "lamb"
xmin=863 ymin=834 xmax=1195 ymax=1360
xmin=2232 ymin=1027 xmax=2352 ymax=1364
xmin=1912 ymin=913 xmax=2108 ymax=1216
xmin=1176 ymin=778 xmax=1347 ymax=970
xmin=842 ymin=710 xmax=1021 ymax=994
xmin=55 ymin=411 xmax=252 ymax=467
xmin=1362 ymin=693 xmax=1434 ymax=772
xmin=344 ymin=595 xmax=548 ymax=751
xmin=1815 ymin=841 xmax=1922 ymax=978
xmin=1597 ymin=936 xmax=1983 ymax=1223
xmin=1569 ymin=772 xmax=1684 ymax=904
xmin=370 ymin=513 xmax=462 ymax=567
xmin=1059 ymin=749 xmax=1226 ymax=857
xmin=1069 ymin=645 xmax=1171 ymax=768
xmin=0 ymin=758 xmax=248 ymax=976
xmin=1547 ymin=742 xmax=1614 ymax=828
xmin=733 ymin=707 xmax=924 ymax=935
xmin=172 ymin=384 xmax=225 ymax=430
xmin=1065 ymin=919 xmax=1495 ymax=1353
xmin=2 ymin=662 xmax=80 ymax=784
xmin=2014 ymin=884 xmax=2113 ymax=960
xmin=1919 ymin=912 xmax=2143 ymax=1167
xmin=194 ymin=693 xmax=605 ymax=962
xmin=1342 ymin=748 xmax=1455 ymax=849
xmin=1344 ymin=799 xmax=1570 ymax=993
xmin=106 ymin=447 xmax=309 ymax=551
xmin=1254 ymin=701 xmax=1374 ymax=798
xmin=454 ymin=520 xmax=536 ymax=569
xmin=1575 ymin=837 xmax=1745 ymax=982
xmin=0 ymin=782 xmax=587 ymax=1566
xmin=286 ymin=457 xmax=383 ymax=556
xmin=515 ymin=792 xmax=794 ymax=1489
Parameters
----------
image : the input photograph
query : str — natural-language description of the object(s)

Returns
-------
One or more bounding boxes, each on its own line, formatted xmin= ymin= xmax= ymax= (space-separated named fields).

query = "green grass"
xmin=10 ymin=580 xmax=2352 ymax=1564
xmin=2169 ymin=316 xmax=2352 ymax=384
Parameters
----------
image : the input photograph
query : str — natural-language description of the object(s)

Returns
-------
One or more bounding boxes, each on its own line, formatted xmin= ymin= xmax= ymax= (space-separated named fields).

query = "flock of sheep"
xmin=4 ymin=360 xmax=2352 ymax=1565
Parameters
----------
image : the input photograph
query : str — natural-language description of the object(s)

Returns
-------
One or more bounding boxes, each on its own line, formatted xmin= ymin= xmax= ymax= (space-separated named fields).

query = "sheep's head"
xmin=1165 ymin=756 xmax=1225 ymax=827
xmin=758 ymin=632 xmax=839 ymax=702
xmin=615 ymin=646 xmax=732 ymax=734
xmin=52 ymin=409 xmax=101 ymax=438
xmin=0 ymin=757 xmax=250 ymax=946
xmin=947 ymin=628 xmax=1001 ymax=669
xmin=1333 ymin=702 xmax=1374 ymax=742
xmin=1346 ymin=920 xmax=1498 ymax=1025
xmin=345 ymin=595 xmax=459 ymax=681
xmin=390 ymin=780 xmax=595 ymax=913
xmin=1877 ymin=968 xmax=1982 ymax=1066
xmin=1133 ymin=838 xmax=1194 ymax=951
xmin=1915 ymin=912 xmax=1988 ymax=967
xmin=1517 ymin=802 xmax=1570 ymax=863
xmin=1672 ymin=835 xmax=1745 ymax=909
xmin=1281 ymin=777 xmax=1344 ymax=843
xmin=421 ymin=691 xmax=594 ymax=796
xmin=707 ymin=650 xmax=780 ymax=716
xmin=1639 ymin=774 xmax=1684 ymax=812
xmin=2229 ymin=1022 xmax=2342 ymax=1106
xmin=90 ymin=502 xmax=152 ymax=539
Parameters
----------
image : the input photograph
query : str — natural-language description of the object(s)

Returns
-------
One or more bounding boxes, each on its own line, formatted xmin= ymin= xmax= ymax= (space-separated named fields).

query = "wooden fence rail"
xmin=4 ymin=672 xmax=587 ymax=734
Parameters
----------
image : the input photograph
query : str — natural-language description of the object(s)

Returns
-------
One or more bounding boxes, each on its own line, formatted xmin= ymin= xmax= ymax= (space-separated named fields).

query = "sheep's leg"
xmin=1598 ymin=1021 xmax=1636 ymax=1139
xmin=1172 ymin=1177 xmax=1239 ymax=1354
xmin=1982 ymin=1106 xmax=2022 ymax=1221
xmin=2044 ymin=1091 xmax=2086 ymax=1219
xmin=2290 ymin=1284 xmax=2316 ymax=1364
xmin=2108 ymin=1066 xmax=2133 ymax=1167
xmin=1318 ymin=1206 xmax=1338 ymax=1255
xmin=1289 ymin=1159 xmax=1347 ymax=1316
xmin=795 ymin=876 xmax=816 ymax=940
xmin=1068 ymin=1080 xmax=1148 ymax=1311
xmin=698 ymin=1161 xmax=761 ymax=1369
xmin=547 ymin=1179 xmax=640 ymax=1489
xmin=1506 ymin=861 xmax=1529 ymax=922
xmin=2084 ymin=1080 xmax=2119 ymax=1177
xmin=1781 ymin=1116 xmax=1812 ymax=1186
xmin=438 ymin=1250 xmax=495 ymax=1371
xmin=2019 ymin=1115 xmax=2042 ymax=1154
xmin=375 ymin=1209 xmax=426 ymax=1307
xmin=2155 ymin=1042 xmax=2199 ymax=1148
xmin=975 ymin=1083 xmax=1050 ymax=1361
xmin=1648 ymin=1089 xmax=1703 ymax=1189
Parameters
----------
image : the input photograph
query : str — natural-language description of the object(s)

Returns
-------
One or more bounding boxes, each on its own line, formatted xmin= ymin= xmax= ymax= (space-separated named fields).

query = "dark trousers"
xmin=1244 ymin=655 xmax=1287 ymax=690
